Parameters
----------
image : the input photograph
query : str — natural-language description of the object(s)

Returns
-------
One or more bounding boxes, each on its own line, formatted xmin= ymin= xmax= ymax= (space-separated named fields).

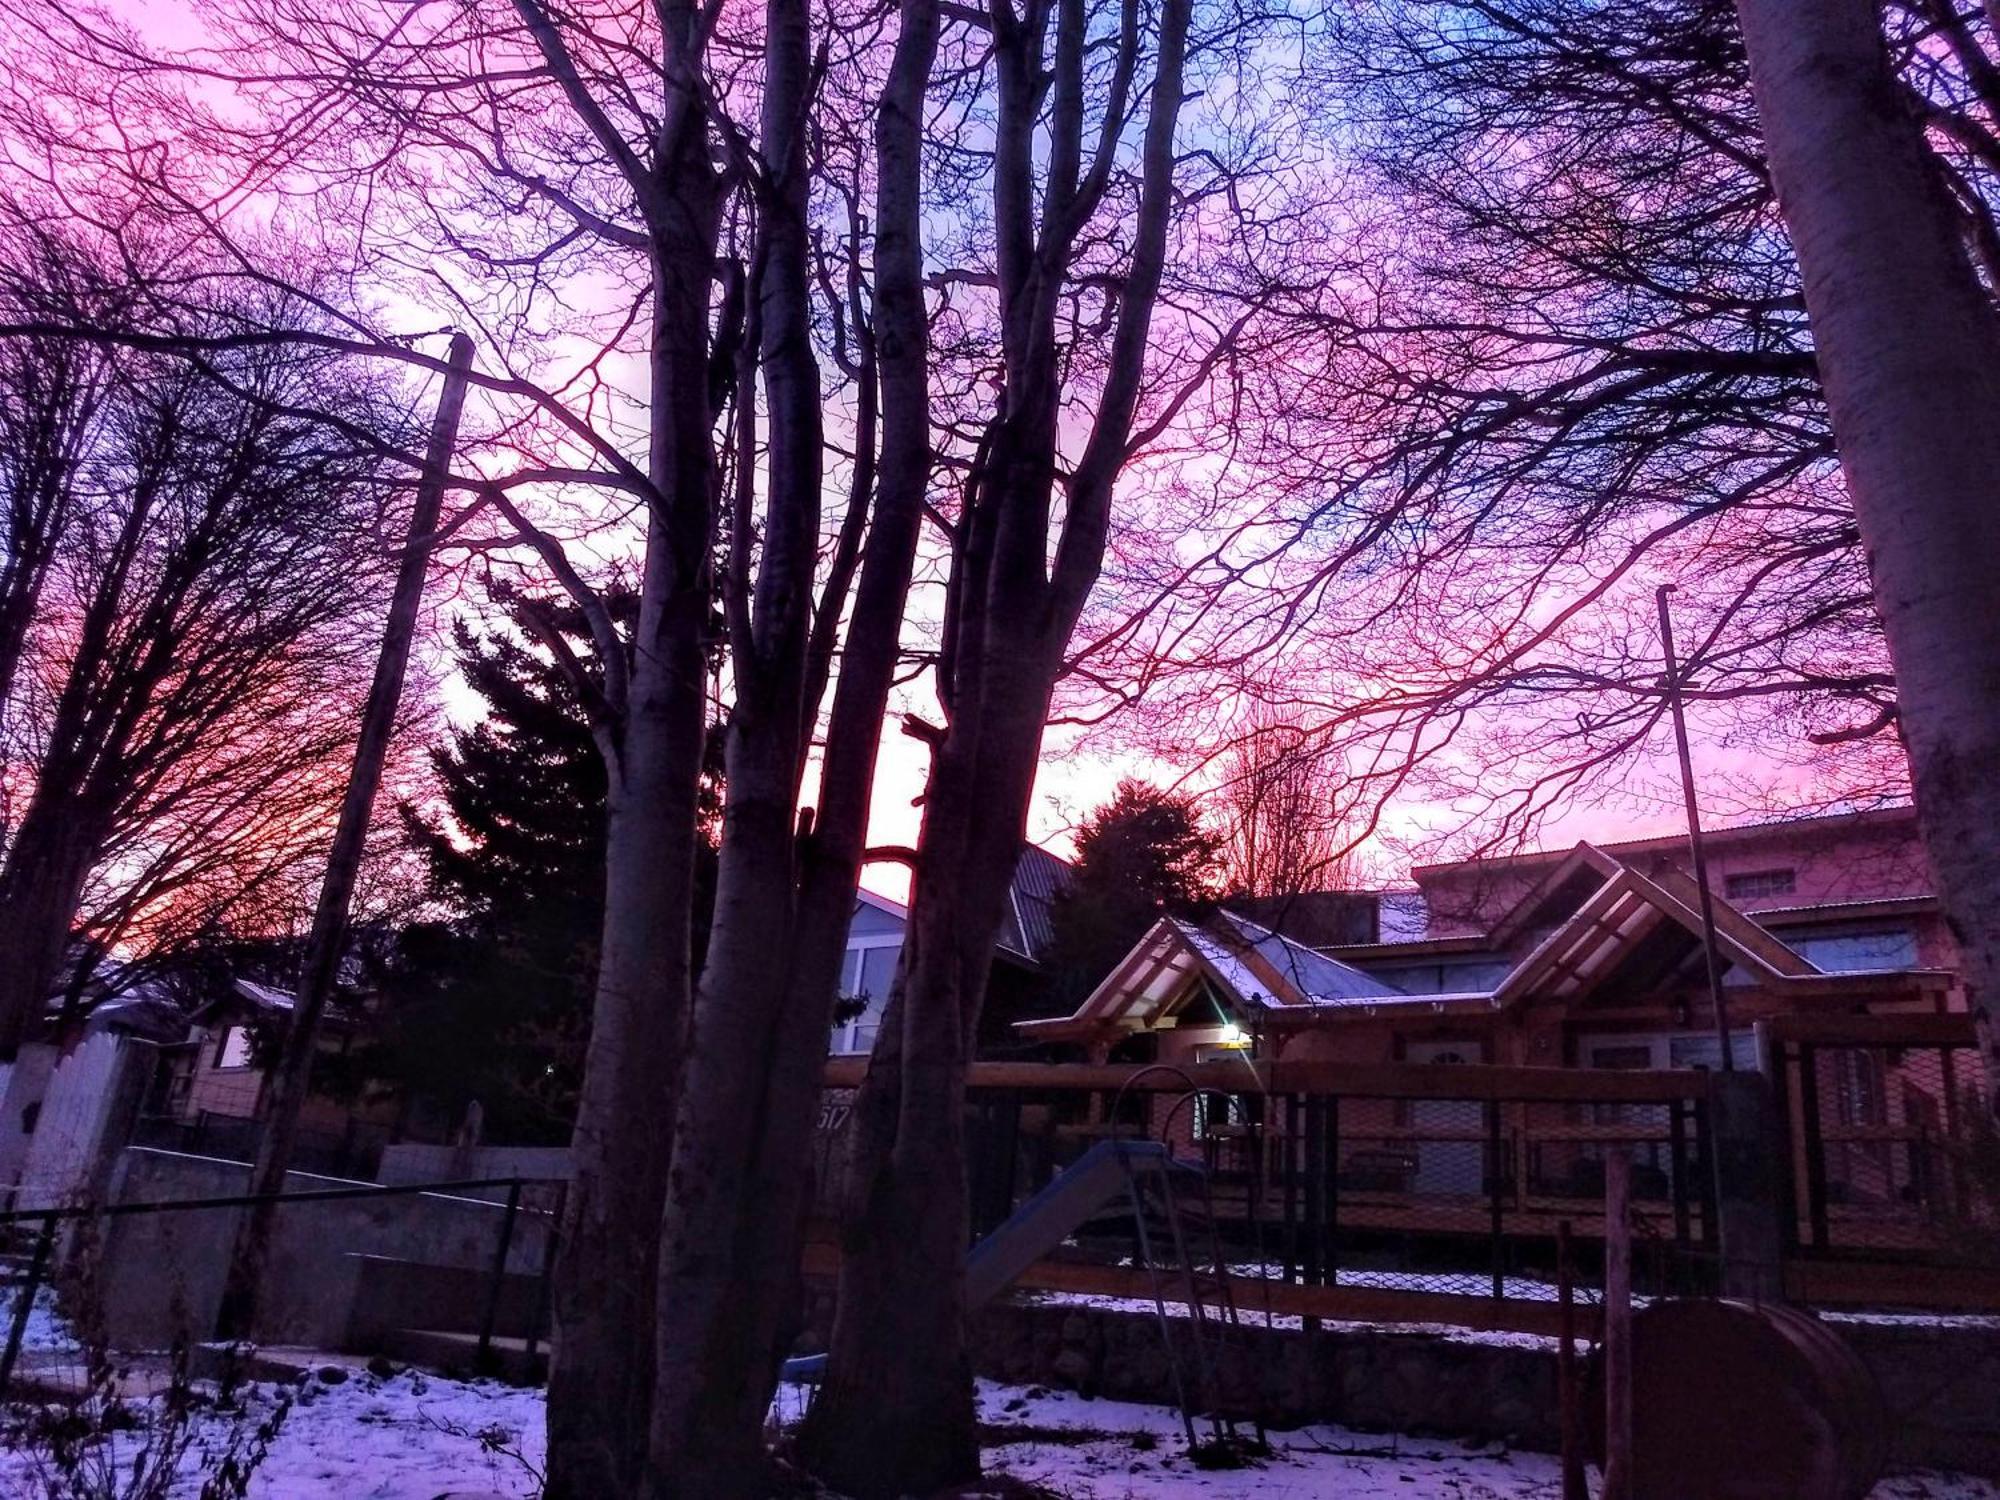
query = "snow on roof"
xmin=233 ymin=977 xmax=297 ymax=1012
xmin=1181 ymin=911 xmax=1406 ymax=1007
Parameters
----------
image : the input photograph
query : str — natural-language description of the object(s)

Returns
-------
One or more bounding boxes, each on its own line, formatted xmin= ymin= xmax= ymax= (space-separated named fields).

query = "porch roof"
xmin=1017 ymin=843 xmax=1947 ymax=1048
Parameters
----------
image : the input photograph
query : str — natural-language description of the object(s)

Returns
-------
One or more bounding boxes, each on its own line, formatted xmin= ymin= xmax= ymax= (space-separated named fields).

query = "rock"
xmin=317 ymin=1365 xmax=349 ymax=1385
xmin=1051 ymin=1347 xmax=1093 ymax=1388
xmin=365 ymin=1356 xmax=398 ymax=1379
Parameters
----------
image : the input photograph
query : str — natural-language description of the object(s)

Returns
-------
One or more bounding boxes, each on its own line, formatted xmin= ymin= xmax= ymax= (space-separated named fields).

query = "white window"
xmin=830 ymin=938 xmax=901 ymax=1055
xmin=1724 ymin=868 xmax=1796 ymax=901
xmin=215 ymin=1027 xmax=255 ymax=1071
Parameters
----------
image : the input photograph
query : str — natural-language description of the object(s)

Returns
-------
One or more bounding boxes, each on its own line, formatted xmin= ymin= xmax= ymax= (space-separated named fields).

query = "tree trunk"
xmin=547 ymin=654 xmax=706 ymax=1496
xmin=804 ymin=0 xmax=1189 ymax=1479
xmin=543 ymin=132 xmax=724 ymax=1492
xmin=0 ymin=804 xmax=98 ymax=1055
xmin=640 ymin=0 xmax=844 ymax=1479
xmin=1732 ymin=0 xmax=2000 ymax=1047
xmin=804 ymin=645 xmax=1058 ymax=1498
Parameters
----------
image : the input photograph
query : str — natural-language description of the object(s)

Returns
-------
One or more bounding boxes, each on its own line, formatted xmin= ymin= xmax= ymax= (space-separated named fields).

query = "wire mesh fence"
xmin=1772 ymin=1031 xmax=1997 ymax=1260
xmin=928 ymin=1064 xmax=1719 ymax=1322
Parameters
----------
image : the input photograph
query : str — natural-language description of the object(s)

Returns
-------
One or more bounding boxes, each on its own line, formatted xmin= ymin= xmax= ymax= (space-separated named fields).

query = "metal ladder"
xmin=1116 ymin=1139 xmax=1268 ymax=1454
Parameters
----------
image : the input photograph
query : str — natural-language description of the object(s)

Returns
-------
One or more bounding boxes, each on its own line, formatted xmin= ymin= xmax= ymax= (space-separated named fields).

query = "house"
xmin=1020 ymin=806 xmax=1960 ymax=1073
xmin=833 ymin=844 xmax=1074 ymax=1056
xmin=1018 ymin=807 xmax=1974 ymax=1220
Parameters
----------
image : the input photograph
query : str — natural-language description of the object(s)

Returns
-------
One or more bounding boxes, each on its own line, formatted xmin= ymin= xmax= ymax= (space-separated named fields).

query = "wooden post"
xmin=1708 ymin=1068 xmax=1787 ymax=1300
xmin=1557 ymin=1219 xmax=1586 ymax=1500
xmin=1603 ymin=1150 xmax=1634 ymax=1500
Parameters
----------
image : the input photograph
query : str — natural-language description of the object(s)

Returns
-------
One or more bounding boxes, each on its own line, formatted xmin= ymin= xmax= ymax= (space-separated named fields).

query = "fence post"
xmin=1707 ymin=1068 xmax=1787 ymax=1301
xmin=524 ymin=1181 xmax=563 ymax=1371
xmin=1323 ymin=1094 xmax=1340 ymax=1286
xmin=1796 ymin=1044 xmax=1831 ymax=1253
xmin=1556 ymin=1219 xmax=1586 ymax=1500
xmin=475 ymin=1180 xmax=523 ymax=1373
xmin=1281 ymin=1094 xmax=1299 ymax=1284
xmin=1667 ymin=1098 xmax=1692 ymax=1270
xmin=0 ymin=1210 xmax=56 ymax=1397
xmin=1602 ymin=1152 xmax=1634 ymax=1500
xmin=1302 ymin=1095 xmax=1323 ymax=1286
xmin=1486 ymin=1098 xmax=1505 ymax=1299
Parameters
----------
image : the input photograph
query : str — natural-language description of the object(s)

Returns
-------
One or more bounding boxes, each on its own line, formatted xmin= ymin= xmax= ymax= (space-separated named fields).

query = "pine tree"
xmin=1043 ymin=780 xmax=1223 ymax=1008
xmin=370 ymin=591 xmax=717 ymax=1143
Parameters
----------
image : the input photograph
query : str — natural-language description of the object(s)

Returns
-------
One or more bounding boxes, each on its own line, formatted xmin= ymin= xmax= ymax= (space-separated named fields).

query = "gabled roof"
xmin=1017 ymin=910 xmax=1422 ymax=1043
xmin=999 ymin=844 xmax=1074 ymax=964
xmin=1489 ymin=859 xmax=1816 ymax=1010
xmin=855 ymin=845 xmax=1073 ymax=965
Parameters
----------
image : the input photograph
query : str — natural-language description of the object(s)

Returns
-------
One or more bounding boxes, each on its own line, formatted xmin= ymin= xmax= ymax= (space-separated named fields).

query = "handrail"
xmin=0 ymin=1175 xmax=562 ymax=1226
xmin=1759 ymin=1012 xmax=1977 ymax=1047
xmin=0 ymin=1174 xmax=570 ymax=1394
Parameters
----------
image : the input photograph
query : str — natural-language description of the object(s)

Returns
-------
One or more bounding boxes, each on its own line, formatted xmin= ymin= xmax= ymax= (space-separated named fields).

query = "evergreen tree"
xmin=370 ymin=590 xmax=718 ymax=1143
xmin=1044 ymin=780 xmax=1223 ymax=1008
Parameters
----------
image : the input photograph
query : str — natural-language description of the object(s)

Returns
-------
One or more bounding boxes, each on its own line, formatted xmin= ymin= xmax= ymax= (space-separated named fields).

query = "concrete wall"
xmin=18 ymin=1034 xmax=155 ymax=1210
xmin=375 ymin=1143 xmax=570 ymax=1208
xmin=94 ymin=1147 xmax=553 ymax=1351
xmin=0 ymin=1043 xmax=61 ymax=1203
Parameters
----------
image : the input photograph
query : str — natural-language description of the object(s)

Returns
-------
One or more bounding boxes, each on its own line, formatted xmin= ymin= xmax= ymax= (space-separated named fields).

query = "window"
xmin=1191 ymin=1092 xmax=1246 ymax=1137
xmin=214 ymin=1027 xmax=254 ymax=1071
xmin=1790 ymin=927 xmax=1919 ymax=973
xmin=1724 ymin=868 xmax=1796 ymax=900
xmin=1580 ymin=1031 xmax=1756 ymax=1072
xmin=831 ymin=939 xmax=901 ymax=1054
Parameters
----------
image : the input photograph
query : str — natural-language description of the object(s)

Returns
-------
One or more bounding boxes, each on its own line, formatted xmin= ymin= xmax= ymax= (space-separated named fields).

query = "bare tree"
xmin=0 ymin=224 xmax=124 ymax=725
xmin=1730 ymin=0 xmax=2000 ymax=1048
xmin=1218 ymin=702 xmax=1356 ymax=898
xmin=0 ymin=2 xmax=943 ymax=1487
xmin=0 ymin=297 xmax=399 ymax=1056
xmin=1061 ymin=0 xmax=2000 ymax=861
xmin=801 ymin=0 xmax=1198 ymax=1485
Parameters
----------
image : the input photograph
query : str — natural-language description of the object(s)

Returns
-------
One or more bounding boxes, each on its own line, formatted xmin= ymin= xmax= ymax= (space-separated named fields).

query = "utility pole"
xmin=1656 ymin=583 xmax=1734 ymax=1070
xmin=215 ymin=332 xmax=475 ymax=1340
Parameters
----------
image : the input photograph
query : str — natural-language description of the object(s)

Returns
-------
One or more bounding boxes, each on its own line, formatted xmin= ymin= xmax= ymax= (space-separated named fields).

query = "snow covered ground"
xmin=0 ymin=1365 xmax=1997 ymax=1498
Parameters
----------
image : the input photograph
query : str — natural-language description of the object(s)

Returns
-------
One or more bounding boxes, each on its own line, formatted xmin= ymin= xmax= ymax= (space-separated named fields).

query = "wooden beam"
xmin=820 ymin=1056 xmax=1716 ymax=1101
xmin=1785 ymin=1258 xmax=2000 ymax=1312
xmin=797 ymin=1241 xmax=1603 ymax=1338
xmin=1759 ymin=1011 xmax=1975 ymax=1047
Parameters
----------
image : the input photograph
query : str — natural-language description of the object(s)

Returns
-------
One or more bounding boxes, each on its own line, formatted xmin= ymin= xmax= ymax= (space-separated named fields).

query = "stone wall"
xmin=968 ymin=1303 xmax=1561 ymax=1451
xmin=798 ymin=1292 xmax=2000 ymax=1479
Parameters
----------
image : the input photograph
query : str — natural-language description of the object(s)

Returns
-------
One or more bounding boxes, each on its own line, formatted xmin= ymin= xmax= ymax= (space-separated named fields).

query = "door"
xmin=1405 ymin=1040 xmax=1483 ymax=1196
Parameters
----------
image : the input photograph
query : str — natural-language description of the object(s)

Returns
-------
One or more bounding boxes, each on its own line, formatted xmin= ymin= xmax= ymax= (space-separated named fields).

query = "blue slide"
xmin=783 ymin=1138 xmax=1172 ymax=1383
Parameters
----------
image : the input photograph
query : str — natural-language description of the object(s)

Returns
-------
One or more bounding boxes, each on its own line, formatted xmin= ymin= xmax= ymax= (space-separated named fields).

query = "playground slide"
xmin=782 ymin=1138 xmax=1173 ymax=1383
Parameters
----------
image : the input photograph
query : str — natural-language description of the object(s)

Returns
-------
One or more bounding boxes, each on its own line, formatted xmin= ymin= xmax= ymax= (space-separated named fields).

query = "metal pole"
xmin=1656 ymin=584 xmax=1735 ymax=1069
xmin=1556 ymin=1220 xmax=1586 ymax=1500
xmin=0 ymin=1211 xmax=56 ymax=1396
xmin=477 ymin=1180 xmax=524 ymax=1372
xmin=216 ymin=332 xmax=477 ymax=1340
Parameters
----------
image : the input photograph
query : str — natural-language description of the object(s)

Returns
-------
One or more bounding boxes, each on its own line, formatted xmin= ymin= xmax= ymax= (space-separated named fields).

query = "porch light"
xmin=1217 ymin=1021 xmax=1248 ymax=1048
